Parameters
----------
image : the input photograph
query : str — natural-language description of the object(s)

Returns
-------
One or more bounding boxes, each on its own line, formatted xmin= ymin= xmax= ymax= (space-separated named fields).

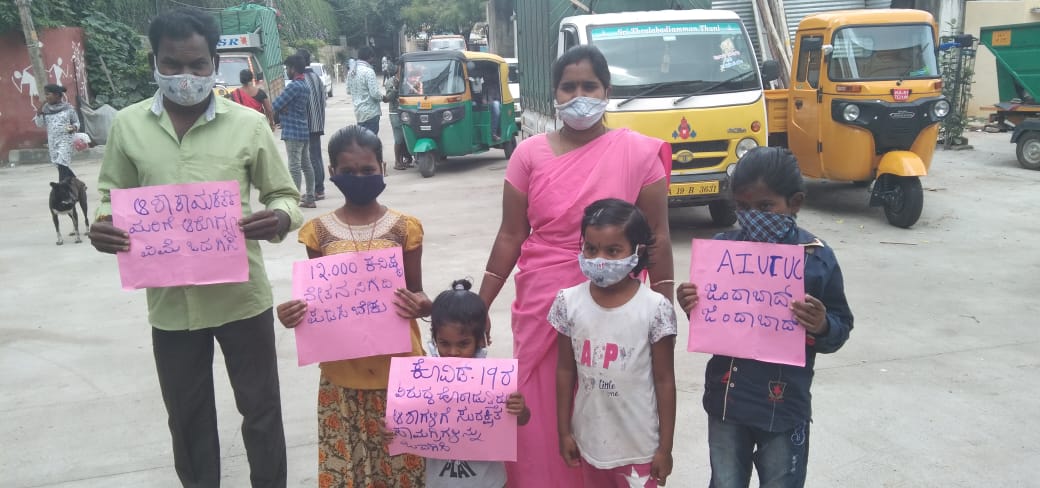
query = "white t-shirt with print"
xmin=423 ymin=341 xmax=508 ymax=488
xmin=548 ymin=282 xmax=677 ymax=469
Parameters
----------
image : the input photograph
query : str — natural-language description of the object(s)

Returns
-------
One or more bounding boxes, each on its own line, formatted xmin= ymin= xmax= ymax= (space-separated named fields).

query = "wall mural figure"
xmin=12 ymin=67 xmax=39 ymax=110
xmin=48 ymin=56 xmax=66 ymax=86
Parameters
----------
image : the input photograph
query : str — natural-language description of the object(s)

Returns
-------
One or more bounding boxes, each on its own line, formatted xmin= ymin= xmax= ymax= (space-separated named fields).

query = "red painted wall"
xmin=0 ymin=27 xmax=89 ymax=161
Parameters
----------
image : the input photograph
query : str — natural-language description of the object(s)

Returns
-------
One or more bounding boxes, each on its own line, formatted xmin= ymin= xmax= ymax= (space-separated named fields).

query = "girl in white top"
xmin=549 ymin=198 xmax=677 ymax=487
xmin=422 ymin=279 xmax=531 ymax=488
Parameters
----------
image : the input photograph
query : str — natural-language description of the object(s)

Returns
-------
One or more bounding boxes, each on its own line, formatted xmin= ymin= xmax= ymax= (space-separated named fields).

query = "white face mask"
xmin=555 ymin=96 xmax=608 ymax=131
xmin=578 ymin=249 xmax=640 ymax=288
xmin=154 ymin=69 xmax=216 ymax=107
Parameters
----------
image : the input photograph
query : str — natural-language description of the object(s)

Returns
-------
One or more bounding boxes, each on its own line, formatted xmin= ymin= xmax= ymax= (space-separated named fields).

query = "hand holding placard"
xmin=110 ymin=181 xmax=248 ymax=290
xmin=386 ymin=356 xmax=519 ymax=461
xmin=290 ymin=247 xmax=413 ymax=365
xmin=687 ymin=239 xmax=807 ymax=366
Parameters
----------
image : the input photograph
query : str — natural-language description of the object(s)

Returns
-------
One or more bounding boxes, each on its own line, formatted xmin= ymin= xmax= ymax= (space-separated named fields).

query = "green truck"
xmin=979 ymin=22 xmax=1040 ymax=169
xmin=212 ymin=4 xmax=285 ymax=99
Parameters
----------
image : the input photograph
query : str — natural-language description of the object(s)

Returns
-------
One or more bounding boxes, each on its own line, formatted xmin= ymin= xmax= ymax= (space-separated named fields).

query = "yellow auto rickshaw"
xmin=766 ymin=9 xmax=949 ymax=228
xmin=397 ymin=50 xmax=519 ymax=177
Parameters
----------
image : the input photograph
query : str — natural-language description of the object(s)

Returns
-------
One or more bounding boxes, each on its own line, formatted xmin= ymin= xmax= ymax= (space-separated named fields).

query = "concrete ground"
xmin=2 ymin=93 xmax=1038 ymax=488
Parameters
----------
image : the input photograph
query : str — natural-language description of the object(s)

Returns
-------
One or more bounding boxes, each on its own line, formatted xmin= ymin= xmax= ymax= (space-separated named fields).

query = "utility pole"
xmin=15 ymin=0 xmax=47 ymax=105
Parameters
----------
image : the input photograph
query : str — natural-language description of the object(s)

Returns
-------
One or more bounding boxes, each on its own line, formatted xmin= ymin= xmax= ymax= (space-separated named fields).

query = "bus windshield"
xmin=590 ymin=21 xmax=759 ymax=97
xmin=400 ymin=59 xmax=466 ymax=96
xmin=828 ymin=24 xmax=938 ymax=81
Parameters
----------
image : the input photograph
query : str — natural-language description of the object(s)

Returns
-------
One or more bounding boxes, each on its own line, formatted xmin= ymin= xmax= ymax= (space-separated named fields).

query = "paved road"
xmin=2 ymin=93 xmax=1038 ymax=487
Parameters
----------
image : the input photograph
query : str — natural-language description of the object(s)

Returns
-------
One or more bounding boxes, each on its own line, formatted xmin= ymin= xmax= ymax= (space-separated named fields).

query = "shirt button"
xmin=733 ymin=366 xmax=738 ymax=372
xmin=729 ymin=383 xmax=735 ymax=388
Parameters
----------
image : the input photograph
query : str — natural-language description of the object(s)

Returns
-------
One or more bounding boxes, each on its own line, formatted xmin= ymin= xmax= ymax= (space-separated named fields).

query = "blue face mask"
xmin=330 ymin=173 xmax=385 ymax=205
xmin=736 ymin=209 xmax=796 ymax=243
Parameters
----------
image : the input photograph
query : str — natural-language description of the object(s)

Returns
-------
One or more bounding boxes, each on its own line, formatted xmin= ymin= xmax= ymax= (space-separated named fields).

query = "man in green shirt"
xmin=87 ymin=9 xmax=300 ymax=487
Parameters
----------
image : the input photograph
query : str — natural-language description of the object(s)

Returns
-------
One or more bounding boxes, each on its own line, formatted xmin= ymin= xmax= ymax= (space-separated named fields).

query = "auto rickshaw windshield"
xmin=400 ymin=59 xmax=467 ymax=96
xmin=828 ymin=24 xmax=939 ymax=81
xmin=590 ymin=21 xmax=759 ymax=97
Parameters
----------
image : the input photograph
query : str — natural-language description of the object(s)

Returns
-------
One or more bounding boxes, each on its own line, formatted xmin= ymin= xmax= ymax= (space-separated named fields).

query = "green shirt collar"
xmin=150 ymin=89 xmax=220 ymax=122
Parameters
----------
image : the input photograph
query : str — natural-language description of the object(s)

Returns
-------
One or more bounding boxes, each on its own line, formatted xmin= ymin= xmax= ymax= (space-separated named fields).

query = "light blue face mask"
xmin=578 ymin=248 xmax=640 ymax=288
xmin=555 ymin=96 xmax=608 ymax=130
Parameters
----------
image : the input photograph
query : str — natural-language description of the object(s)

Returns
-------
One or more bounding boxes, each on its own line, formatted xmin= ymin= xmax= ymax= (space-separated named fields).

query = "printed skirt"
xmin=317 ymin=376 xmax=425 ymax=488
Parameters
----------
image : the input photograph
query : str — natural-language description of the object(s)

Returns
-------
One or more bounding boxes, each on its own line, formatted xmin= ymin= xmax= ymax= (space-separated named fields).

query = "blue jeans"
xmin=359 ymin=115 xmax=380 ymax=135
xmin=708 ymin=417 xmax=809 ymax=488
xmin=309 ymin=133 xmax=324 ymax=194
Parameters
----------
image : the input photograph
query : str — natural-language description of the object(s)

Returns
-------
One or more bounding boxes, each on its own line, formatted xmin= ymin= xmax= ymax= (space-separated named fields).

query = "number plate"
xmin=420 ymin=125 xmax=432 ymax=131
xmin=419 ymin=101 xmax=432 ymax=109
xmin=669 ymin=181 xmax=719 ymax=196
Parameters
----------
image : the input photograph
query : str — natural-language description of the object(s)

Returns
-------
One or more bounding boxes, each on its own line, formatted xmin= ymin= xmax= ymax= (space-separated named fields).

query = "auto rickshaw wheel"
xmin=417 ymin=152 xmax=437 ymax=178
xmin=1016 ymin=132 xmax=1040 ymax=170
xmin=708 ymin=200 xmax=737 ymax=227
xmin=502 ymin=137 xmax=517 ymax=159
xmin=882 ymin=176 xmax=923 ymax=229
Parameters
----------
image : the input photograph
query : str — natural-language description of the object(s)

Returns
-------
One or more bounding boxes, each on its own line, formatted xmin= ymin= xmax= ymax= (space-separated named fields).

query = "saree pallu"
xmin=503 ymin=128 xmax=670 ymax=487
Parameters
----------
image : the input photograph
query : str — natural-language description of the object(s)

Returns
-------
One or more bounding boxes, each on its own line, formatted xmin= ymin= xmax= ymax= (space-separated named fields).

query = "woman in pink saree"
xmin=478 ymin=46 xmax=675 ymax=488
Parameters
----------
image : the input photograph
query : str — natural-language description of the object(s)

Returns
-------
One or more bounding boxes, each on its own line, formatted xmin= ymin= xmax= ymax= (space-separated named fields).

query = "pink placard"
xmin=111 ymin=181 xmax=248 ymax=290
xmin=386 ymin=356 xmax=519 ymax=461
xmin=687 ymin=239 xmax=807 ymax=366
xmin=291 ymin=247 xmax=412 ymax=366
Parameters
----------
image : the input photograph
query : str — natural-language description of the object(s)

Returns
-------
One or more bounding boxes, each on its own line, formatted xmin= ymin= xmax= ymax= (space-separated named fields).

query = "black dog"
xmin=49 ymin=176 xmax=89 ymax=245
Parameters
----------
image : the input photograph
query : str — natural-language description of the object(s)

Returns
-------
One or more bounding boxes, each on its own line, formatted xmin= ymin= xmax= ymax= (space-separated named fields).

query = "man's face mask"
xmin=154 ymin=69 xmax=216 ymax=107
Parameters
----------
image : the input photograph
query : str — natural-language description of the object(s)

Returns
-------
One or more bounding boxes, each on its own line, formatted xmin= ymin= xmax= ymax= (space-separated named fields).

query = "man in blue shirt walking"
xmin=273 ymin=55 xmax=316 ymax=208
xmin=296 ymin=49 xmax=327 ymax=201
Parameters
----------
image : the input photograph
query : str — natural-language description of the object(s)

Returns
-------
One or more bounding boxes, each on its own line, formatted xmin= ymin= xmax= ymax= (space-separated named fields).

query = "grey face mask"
xmin=154 ymin=69 xmax=216 ymax=107
xmin=578 ymin=249 xmax=639 ymax=288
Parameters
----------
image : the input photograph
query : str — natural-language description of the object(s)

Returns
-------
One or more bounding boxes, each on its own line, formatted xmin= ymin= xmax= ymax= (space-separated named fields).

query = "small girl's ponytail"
xmin=431 ymin=278 xmax=487 ymax=346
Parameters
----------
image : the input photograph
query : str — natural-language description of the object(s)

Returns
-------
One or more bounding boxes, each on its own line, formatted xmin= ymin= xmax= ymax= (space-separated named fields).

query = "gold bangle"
xmin=484 ymin=270 xmax=506 ymax=281
xmin=651 ymin=279 xmax=675 ymax=287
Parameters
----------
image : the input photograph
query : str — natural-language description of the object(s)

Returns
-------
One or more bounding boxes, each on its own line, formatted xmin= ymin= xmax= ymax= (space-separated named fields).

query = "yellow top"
xmin=796 ymin=9 xmax=936 ymax=33
xmin=298 ymin=208 xmax=426 ymax=390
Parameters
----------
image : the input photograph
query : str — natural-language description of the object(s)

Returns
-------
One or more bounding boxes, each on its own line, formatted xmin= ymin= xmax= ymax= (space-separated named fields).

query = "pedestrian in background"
xmin=230 ymin=69 xmax=275 ymax=131
xmin=88 ymin=9 xmax=302 ymax=487
xmin=383 ymin=62 xmax=412 ymax=170
xmin=34 ymin=84 xmax=79 ymax=181
xmin=273 ymin=54 xmax=317 ymax=208
xmin=296 ymin=48 xmax=328 ymax=201
xmin=348 ymin=47 xmax=382 ymax=135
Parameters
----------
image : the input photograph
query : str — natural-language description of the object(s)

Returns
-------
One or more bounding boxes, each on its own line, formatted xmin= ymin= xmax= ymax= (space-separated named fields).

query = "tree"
xmin=330 ymin=0 xmax=410 ymax=53
xmin=401 ymin=0 xmax=485 ymax=40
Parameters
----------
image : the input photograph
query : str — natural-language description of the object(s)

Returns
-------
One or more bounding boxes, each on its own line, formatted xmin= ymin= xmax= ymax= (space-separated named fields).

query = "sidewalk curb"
xmin=5 ymin=145 xmax=106 ymax=167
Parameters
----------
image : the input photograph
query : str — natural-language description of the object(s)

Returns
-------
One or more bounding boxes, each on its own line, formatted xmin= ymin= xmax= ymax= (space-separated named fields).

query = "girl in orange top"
xmin=277 ymin=125 xmax=429 ymax=488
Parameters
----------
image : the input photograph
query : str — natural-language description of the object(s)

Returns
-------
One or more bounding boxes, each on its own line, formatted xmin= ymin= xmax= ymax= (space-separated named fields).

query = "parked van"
xmin=428 ymin=35 xmax=467 ymax=51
